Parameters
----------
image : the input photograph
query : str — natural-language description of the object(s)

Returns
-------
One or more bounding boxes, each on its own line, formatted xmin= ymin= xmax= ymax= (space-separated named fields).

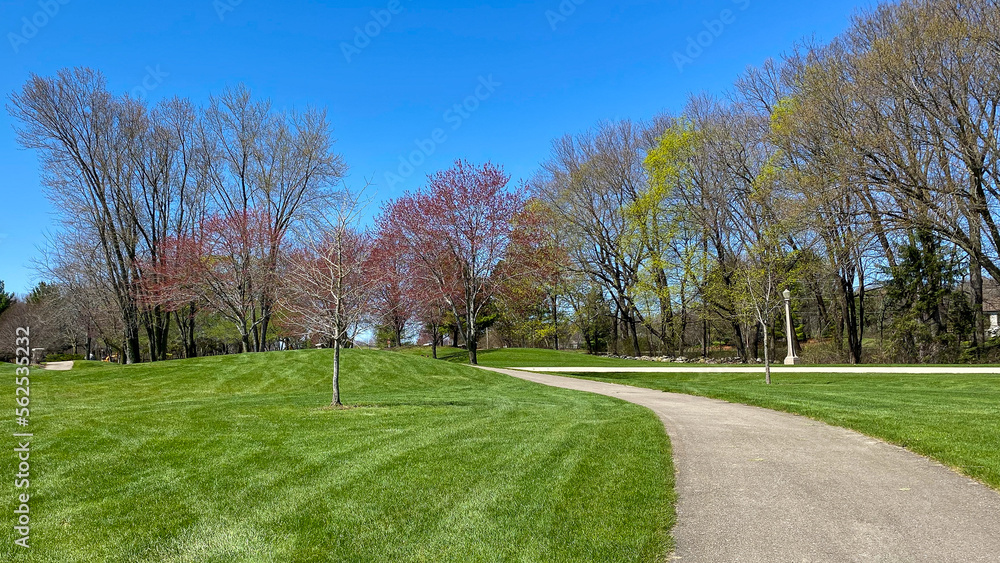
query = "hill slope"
xmin=2 ymin=350 xmax=673 ymax=563
xmin=397 ymin=346 xmax=665 ymax=368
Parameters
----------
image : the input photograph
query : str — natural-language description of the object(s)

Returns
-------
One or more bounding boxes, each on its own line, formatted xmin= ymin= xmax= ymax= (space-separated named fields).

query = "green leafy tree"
xmin=636 ymin=119 xmax=705 ymax=354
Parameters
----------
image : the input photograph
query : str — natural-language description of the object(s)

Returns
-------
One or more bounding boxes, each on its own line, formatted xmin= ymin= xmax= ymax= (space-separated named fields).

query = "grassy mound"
xmin=1 ymin=350 xmax=674 ymax=562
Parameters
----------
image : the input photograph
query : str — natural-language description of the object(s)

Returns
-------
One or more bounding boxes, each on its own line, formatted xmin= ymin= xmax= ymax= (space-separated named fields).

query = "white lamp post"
xmin=783 ymin=289 xmax=799 ymax=365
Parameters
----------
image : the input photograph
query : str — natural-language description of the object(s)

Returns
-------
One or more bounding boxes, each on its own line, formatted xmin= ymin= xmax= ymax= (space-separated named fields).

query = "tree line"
xmin=5 ymin=69 xmax=344 ymax=364
xmin=528 ymin=0 xmax=1000 ymax=365
xmin=4 ymin=0 xmax=1000 ymax=370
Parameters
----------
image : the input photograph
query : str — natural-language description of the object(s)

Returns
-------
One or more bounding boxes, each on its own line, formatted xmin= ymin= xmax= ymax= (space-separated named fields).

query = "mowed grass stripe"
xmin=2 ymin=349 xmax=673 ymax=562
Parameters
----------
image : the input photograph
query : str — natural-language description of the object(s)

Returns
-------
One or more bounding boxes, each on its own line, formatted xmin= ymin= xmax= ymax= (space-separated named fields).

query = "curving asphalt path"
xmin=480 ymin=367 xmax=1000 ymax=563
xmin=515 ymin=365 xmax=1000 ymax=374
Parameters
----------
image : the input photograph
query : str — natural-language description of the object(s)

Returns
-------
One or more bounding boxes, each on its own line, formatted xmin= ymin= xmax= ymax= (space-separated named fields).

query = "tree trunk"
xmin=551 ymin=294 xmax=559 ymax=351
xmin=124 ymin=311 xmax=142 ymax=365
xmin=155 ymin=306 xmax=169 ymax=361
xmin=840 ymin=276 xmax=862 ymax=365
xmin=145 ymin=321 xmax=158 ymax=362
xmin=969 ymin=178 xmax=986 ymax=353
xmin=611 ymin=311 xmax=621 ymax=356
xmin=678 ymin=288 xmax=688 ymax=357
xmin=185 ymin=303 xmax=198 ymax=358
xmin=252 ymin=309 xmax=261 ymax=352
xmin=332 ymin=338 xmax=342 ymax=406
xmin=467 ymin=337 xmax=478 ymax=364
xmin=701 ymin=316 xmax=709 ymax=358
xmin=658 ymin=270 xmax=673 ymax=355
xmin=732 ymin=321 xmax=747 ymax=362
xmin=260 ymin=300 xmax=273 ymax=352
xmin=763 ymin=322 xmax=771 ymax=385
xmin=431 ymin=323 xmax=439 ymax=359
xmin=857 ymin=282 xmax=866 ymax=360
xmin=467 ymin=309 xmax=478 ymax=365
xmin=629 ymin=318 xmax=641 ymax=356
xmin=971 ymin=256 xmax=985 ymax=352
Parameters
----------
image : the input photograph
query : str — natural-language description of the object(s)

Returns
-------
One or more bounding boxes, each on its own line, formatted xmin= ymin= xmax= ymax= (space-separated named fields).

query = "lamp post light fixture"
xmin=783 ymin=288 xmax=800 ymax=365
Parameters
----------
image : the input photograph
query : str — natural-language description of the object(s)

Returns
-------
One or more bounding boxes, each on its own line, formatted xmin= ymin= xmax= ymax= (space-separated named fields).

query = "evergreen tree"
xmin=884 ymin=231 xmax=974 ymax=362
xmin=0 ymin=281 xmax=14 ymax=318
xmin=27 ymin=282 xmax=56 ymax=305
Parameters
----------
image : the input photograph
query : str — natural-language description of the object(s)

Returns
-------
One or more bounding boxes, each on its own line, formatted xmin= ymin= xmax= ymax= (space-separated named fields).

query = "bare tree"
xmin=200 ymin=85 xmax=346 ymax=352
xmin=789 ymin=0 xmax=1000 ymax=350
xmin=10 ymin=68 xmax=212 ymax=363
xmin=10 ymin=69 xmax=148 ymax=362
xmin=735 ymin=237 xmax=799 ymax=384
xmin=536 ymin=121 xmax=663 ymax=355
xmin=282 ymin=189 xmax=377 ymax=406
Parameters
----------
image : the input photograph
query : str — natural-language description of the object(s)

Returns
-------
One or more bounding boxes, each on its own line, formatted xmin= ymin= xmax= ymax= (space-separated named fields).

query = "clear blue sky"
xmin=0 ymin=0 xmax=867 ymax=295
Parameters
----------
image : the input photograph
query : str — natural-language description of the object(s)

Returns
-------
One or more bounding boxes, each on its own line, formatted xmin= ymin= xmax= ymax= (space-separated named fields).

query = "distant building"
xmin=985 ymin=283 xmax=1000 ymax=338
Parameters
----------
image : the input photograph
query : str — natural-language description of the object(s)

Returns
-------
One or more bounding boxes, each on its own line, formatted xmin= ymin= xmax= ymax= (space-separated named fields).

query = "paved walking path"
xmin=42 ymin=361 xmax=74 ymax=371
xmin=481 ymin=367 xmax=1000 ymax=562
xmin=515 ymin=365 xmax=1000 ymax=374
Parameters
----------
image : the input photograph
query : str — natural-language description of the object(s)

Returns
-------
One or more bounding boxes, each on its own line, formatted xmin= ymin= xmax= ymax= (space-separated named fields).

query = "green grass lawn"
xmin=566 ymin=369 xmax=1000 ymax=490
xmin=397 ymin=345 xmax=1000 ymax=369
xmin=1 ymin=350 xmax=674 ymax=563
xmin=395 ymin=347 xmax=1000 ymax=491
xmin=396 ymin=347 xmax=666 ymax=368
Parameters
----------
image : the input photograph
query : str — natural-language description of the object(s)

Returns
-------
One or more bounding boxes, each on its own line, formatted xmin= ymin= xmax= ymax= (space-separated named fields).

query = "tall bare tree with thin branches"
xmin=282 ymin=189 xmax=377 ymax=406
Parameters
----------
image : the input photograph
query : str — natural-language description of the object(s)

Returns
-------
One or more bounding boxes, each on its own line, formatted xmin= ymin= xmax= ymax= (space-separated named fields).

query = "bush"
xmin=798 ymin=339 xmax=849 ymax=364
xmin=961 ymin=338 xmax=1000 ymax=364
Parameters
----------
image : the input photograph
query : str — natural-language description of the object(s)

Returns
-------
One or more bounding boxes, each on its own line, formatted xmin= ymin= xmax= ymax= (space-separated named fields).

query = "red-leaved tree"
xmin=495 ymin=200 xmax=571 ymax=349
xmin=378 ymin=160 xmax=536 ymax=364
xmin=141 ymin=207 xmax=278 ymax=354
xmin=370 ymin=229 xmax=414 ymax=348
